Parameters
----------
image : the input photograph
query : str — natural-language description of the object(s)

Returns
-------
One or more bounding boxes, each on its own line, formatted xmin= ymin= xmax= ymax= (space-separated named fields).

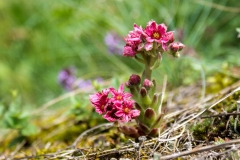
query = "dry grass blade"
xmin=159 ymin=139 xmax=240 ymax=160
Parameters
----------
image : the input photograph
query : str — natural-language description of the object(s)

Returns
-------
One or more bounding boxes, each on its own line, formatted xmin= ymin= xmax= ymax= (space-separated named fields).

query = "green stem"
xmin=144 ymin=64 xmax=152 ymax=80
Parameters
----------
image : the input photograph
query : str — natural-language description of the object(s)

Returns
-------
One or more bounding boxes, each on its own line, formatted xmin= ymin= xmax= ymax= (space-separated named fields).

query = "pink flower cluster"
xmin=89 ymin=84 xmax=140 ymax=122
xmin=123 ymin=20 xmax=175 ymax=57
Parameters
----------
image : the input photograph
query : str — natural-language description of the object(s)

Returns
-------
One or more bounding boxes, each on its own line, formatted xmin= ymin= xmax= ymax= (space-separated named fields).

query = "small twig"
xmin=203 ymin=144 xmax=240 ymax=159
xmin=159 ymin=139 xmax=240 ymax=160
xmin=70 ymin=135 xmax=186 ymax=159
xmin=71 ymin=122 xmax=114 ymax=148
xmin=137 ymin=136 xmax=146 ymax=159
xmin=151 ymin=126 xmax=186 ymax=156
xmin=8 ymin=140 xmax=26 ymax=160
xmin=234 ymin=101 xmax=240 ymax=135
xmin=201 ymin=112 xmax=240 ymax=119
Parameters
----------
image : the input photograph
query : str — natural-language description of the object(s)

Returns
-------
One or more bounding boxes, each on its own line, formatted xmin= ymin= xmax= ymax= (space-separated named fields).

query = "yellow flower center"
xmin=116 ymin=95 xmax=122 ymax=100
xmin=153 ymin=32 xmax=160 ymax=39
xmin=101 ymin=105 xmax=104 ymax=110
xmin=124 ymin=107 xmax=130 ymax=113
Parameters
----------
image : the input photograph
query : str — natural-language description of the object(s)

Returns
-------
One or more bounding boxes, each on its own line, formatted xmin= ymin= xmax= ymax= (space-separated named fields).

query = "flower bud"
xmin=178 ymin=43 xmax=185 ymax=51
xmin=169 ymin=42 xmax=185 ymax=52
xmin=140 ymin=87 xmax=147 ymax=97
xmin=125 ymin=81 xmax=131 ymax=88
xmin=128 ymin=74 xmax=141 ymax=86
xmin=143 ymin=79 xmax=153 ymax=90
xmin=172 ymin=51 xmax=180 ymax=58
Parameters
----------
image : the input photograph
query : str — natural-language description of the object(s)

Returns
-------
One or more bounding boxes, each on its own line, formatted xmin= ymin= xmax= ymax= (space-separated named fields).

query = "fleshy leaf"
xmin=144 ymin=108 xmax=156 ymax=127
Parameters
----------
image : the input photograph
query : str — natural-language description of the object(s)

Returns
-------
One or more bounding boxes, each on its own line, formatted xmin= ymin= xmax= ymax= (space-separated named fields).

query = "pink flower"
xmin=123 ymin=24 xmax=145 ymax=57
xmin=123 ymin=45 xmax=137 ymax=57
xmin=125 ymin=24 xmax=145 ymax=44
xmin=115 ymin=100 xmax=140 ymax=122
xmin=103 ymin=102 xmax=119 ymax=122
xmin=144 ymin=20 xmax=174 ymax=51
xmin=145 ymin=21 xmax=167 ymax=43
xmin=89 ymin=84 xmax=139 ymax=122
xmin=110 ymin=84 xmax=132 ymax=102
xmin=122 ymin=20 xmax=183 ymax=54
xmin=89 ymin=89 xmax=110 ymax=114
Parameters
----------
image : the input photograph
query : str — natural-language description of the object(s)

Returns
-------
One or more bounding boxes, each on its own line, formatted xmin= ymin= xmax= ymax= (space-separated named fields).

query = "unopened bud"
xmin=178 ymin=43 xmax=185 ymax=51
xmin=140 ymin=87 xmax=147 ymax=97
xmin=173 ymin=51 xmax=180 ymax=58
xmin=169 ymin=42 xmax=185 ymax=52
xmin=128 ymin=74 xmax=141 ymax=86
xmin=125 ymin=81 xmax=131 ymax=88
xmin=143 ymin=79 xmax=153 ymax=90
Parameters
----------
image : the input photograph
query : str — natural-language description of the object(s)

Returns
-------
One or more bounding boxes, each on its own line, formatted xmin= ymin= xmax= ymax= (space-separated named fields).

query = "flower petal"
xmin=130 ymin=109 xmax=140 ymax=118
xmin=118 ymin=84 xmax=124 ymax=93
xmin=157 ymin=23 xmax=167 ymax=35
xmin=115 ymin=111 xmax=124 ymax=117
xmin=144 ymin=42 xmax=153 ymax=51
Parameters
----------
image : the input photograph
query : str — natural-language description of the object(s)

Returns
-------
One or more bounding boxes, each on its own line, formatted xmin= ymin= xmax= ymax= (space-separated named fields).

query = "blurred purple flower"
xmin=58 ymin=67 xmax=104 ymax=91
xmin=104 ymin=31 xmax=124 ymax=55
xmin=74 ymin=79 xmax=92 ymax=88
xmin=58 ymin=67 xmax=76 ymax=90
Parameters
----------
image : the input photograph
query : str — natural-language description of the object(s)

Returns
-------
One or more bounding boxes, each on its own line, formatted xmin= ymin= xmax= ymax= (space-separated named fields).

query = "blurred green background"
xmin=0 ymin=0 xmax=240 ymax=107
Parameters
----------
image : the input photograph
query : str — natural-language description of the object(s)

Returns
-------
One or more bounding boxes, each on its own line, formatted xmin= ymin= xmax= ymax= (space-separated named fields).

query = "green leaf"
xmin=20 ymin=124 xmax=38 ymax=136
xmin=3 ymin=113 xmax=15 ymax=128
